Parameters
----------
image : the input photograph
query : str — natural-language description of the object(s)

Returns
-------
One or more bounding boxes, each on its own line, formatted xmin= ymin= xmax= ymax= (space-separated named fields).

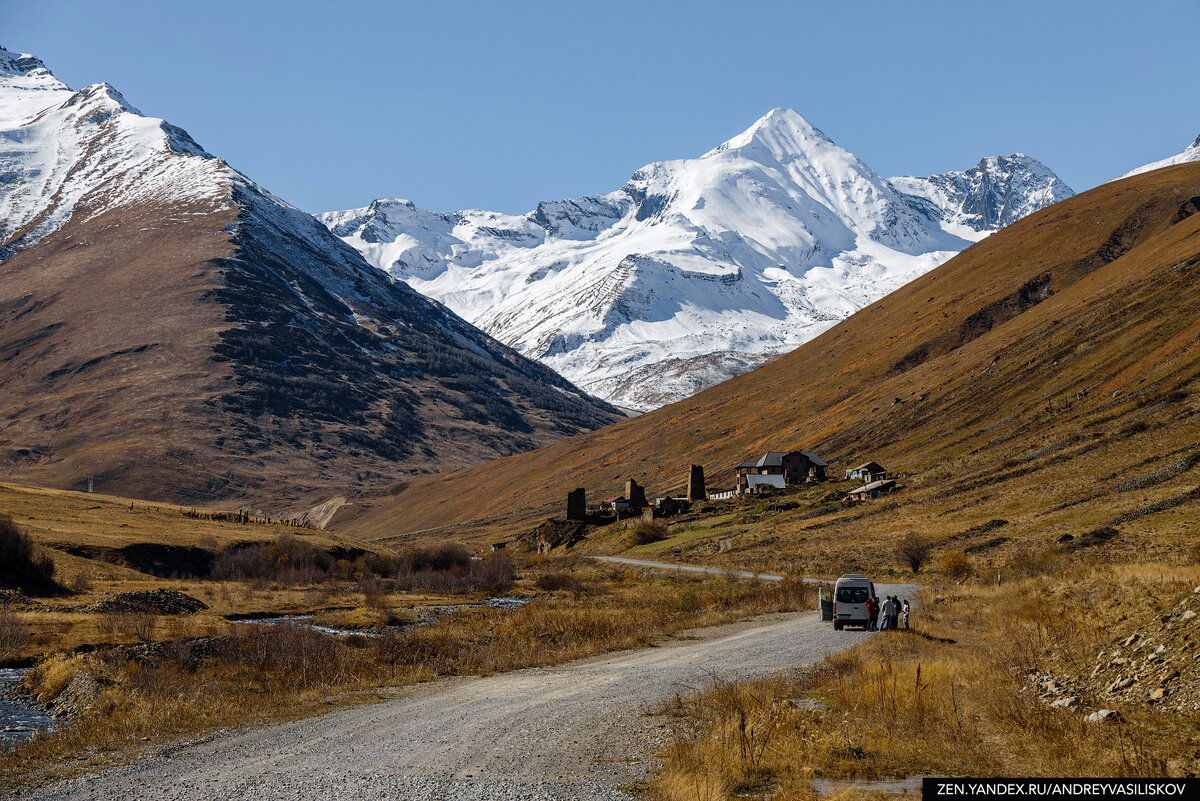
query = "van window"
xmin=836 ymin=586 xmax=869 ymax=603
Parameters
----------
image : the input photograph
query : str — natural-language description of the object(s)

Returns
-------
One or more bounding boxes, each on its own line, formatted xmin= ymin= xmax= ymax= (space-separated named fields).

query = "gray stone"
xmin=50 ymin=671 xmax=102 ymax=718
xmin=1050 ymin=696 xmax=1079 ymax=709
xmin=1107 ymin=677 xmax=1134 ymax=693
xmin=1085 ymin=709 xmax=1121 ymax=723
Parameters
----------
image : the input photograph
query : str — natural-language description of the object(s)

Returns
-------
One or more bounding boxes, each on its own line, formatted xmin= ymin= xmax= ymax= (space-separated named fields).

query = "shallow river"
xmin=0 ymin=667 xmax=56 ymax=746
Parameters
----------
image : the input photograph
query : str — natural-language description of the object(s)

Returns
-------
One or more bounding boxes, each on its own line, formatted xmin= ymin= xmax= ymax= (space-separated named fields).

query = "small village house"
xmin=845 ymin=478 xmax=896 ymax=502
xmin=602 ymin=496 xmax=631 ymax=512
xmin=845 ymin=461 xmax=888 ymax=482
xmin=735 ymin=451 xmax=827 ymax=489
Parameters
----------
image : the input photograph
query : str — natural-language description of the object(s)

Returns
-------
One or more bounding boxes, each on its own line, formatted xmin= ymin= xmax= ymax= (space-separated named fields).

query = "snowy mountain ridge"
xmin=322 ymin=108 xmax=1074 ymax=411
xmin=1120 ymin=132 xmax=1200 ymax=179
xmin=0 ymin=48 xmax=229 ymax=261
xmin=892 ymin=154 xmax=1074 ymax=235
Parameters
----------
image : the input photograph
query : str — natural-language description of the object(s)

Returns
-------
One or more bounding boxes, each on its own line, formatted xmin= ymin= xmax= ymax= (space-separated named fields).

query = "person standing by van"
xmin=868 ymin=595 xmax=880 ymax=631
xmin=880 ymin=596 xmax=895 ymax=631
xmin=902 ymin=598 xmax=910 ymax=630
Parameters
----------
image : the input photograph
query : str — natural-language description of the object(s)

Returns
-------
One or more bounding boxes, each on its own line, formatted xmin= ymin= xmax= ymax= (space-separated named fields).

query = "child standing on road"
xmin=902 ymin=598 xmax=910 ymax=630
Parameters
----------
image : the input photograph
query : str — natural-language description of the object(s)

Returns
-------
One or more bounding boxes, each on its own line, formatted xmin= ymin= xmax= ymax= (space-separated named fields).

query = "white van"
xmin=832 ymin=573 xmax=875 ymax=630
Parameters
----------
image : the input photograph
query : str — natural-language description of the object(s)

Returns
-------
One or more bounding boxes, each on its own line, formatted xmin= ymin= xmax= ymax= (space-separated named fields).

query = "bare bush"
xmin=359 ymin=575 xmax=388 ymax=610
xmin=112 ymin=611 xmax=158 ymax=643
xmin=626 ymin=519 xmax=668 ymax=547
xmin=0 ymin=514 xmax=60 ymax=595
xmin=405 ymin=545 xmax=472 ymax=573
xmin=535 ymin=572 xmax=574 ymax=592
xmin=470 ymin=553 xmax=515 ymax=593
xmin=897 ymin=532 xmax=933 ymax=573
xmin=211 ymin=533 xmax=332 ymax=585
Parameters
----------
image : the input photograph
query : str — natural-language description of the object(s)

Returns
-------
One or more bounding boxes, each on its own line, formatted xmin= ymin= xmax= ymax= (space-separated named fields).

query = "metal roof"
xmin=739 ymin=451 xmax=827 ymax=469
xmin=847 ymin=479 xmax=896 ymax=495
xmin=756 ymin=451 xmax=789 ymax=468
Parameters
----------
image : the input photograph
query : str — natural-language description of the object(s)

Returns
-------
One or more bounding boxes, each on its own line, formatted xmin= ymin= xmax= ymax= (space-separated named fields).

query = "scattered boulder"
xmin=1085 ymin=709 xmax=1121 ymax=723
xmin=1050 ymin=696 xmax=1079 ymax=709
xmin=1085 ymin=592 xmax=1200 ymax=713
xmin=85 ymin=589 xmax=207 ymax=616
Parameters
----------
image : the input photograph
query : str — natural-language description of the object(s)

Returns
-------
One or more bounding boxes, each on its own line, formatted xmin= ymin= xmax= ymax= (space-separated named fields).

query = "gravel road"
xmin=13 ymin=582 xmax=918 ymax=801
xmin=590 ymin=556 xmax=831 ymax=583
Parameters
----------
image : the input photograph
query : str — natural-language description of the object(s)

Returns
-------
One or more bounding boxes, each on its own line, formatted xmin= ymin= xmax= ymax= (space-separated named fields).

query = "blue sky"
xmin=7 ymin=0 xmax=1198 ymax=214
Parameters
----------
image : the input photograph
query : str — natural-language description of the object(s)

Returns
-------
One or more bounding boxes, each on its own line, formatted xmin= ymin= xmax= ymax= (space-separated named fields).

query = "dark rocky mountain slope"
xmin=0 ymin=47 xmax=620 ymax=507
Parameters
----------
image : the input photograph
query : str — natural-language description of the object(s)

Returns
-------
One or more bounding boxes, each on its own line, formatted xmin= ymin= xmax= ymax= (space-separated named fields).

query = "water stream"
xmin=0 ymin=668 xmax=56 ymax=746
xmin=231 ymin=597 xmax=533 ymax=637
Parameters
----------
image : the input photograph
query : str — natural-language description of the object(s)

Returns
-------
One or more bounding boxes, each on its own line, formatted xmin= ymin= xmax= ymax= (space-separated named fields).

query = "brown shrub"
xmin=940 ymin=551 xmax=972 ymax=580
xmin=627 ymin=519 xmax=668 ymax=547
xmin=535 ymin=572 xmax=574 ymax=592
xmin=211 ymin=533 xmax=333 ymax=585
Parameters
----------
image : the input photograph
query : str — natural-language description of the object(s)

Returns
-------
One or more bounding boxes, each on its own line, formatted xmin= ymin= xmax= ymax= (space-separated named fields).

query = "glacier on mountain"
xmin=322 ymin=109 xmax=1073 ymax=411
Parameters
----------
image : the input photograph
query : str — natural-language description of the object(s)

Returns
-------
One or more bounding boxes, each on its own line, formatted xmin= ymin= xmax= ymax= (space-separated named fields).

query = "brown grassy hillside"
xmin=337 ymin=163 xmax=1200 ymax=560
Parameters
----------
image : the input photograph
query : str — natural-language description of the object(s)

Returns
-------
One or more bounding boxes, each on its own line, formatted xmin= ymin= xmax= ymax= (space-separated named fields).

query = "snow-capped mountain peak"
xmin=891 ymin=153 xmax=1074 ymax=235
xmin=322 ymin=110 xmax=1073 ymax=411
xmin=59 ymin=81 xmax=143 ymax=117
xmin=0 ymin=45 xmax=621 ymax=501
xmin=0 ymin=47 xmax=53 ymax=79
xmin=705 ymin=107 xmax=833 ymax=158
xmin=0 ymin=52 xmax=227 ymax=259
xmin=0 ymin=45 xmax=71 ymax=127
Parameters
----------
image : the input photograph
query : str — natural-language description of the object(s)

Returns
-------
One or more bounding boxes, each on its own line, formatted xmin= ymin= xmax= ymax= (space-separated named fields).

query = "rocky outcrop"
xmin=1085 ymin=591 xmax=1200 ymax=713
xmin=85 ymin=590 xmax=208 ymax=616
xmin=49 ymin=670 xmax=102 ymax=718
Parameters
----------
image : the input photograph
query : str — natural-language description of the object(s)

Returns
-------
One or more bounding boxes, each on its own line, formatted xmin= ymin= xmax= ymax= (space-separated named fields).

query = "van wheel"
xmin=833 ymin=621 xmax=842 ymax=631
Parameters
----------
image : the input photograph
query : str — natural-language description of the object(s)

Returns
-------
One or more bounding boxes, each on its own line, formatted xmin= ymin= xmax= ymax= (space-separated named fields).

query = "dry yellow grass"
xmin=649 ymin=560 xmax=1200 ymax=801
xmin=0 ymin=481 xmax=368 ymax=554
xmin=1 ymin=561 xmax=812 ymax=787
